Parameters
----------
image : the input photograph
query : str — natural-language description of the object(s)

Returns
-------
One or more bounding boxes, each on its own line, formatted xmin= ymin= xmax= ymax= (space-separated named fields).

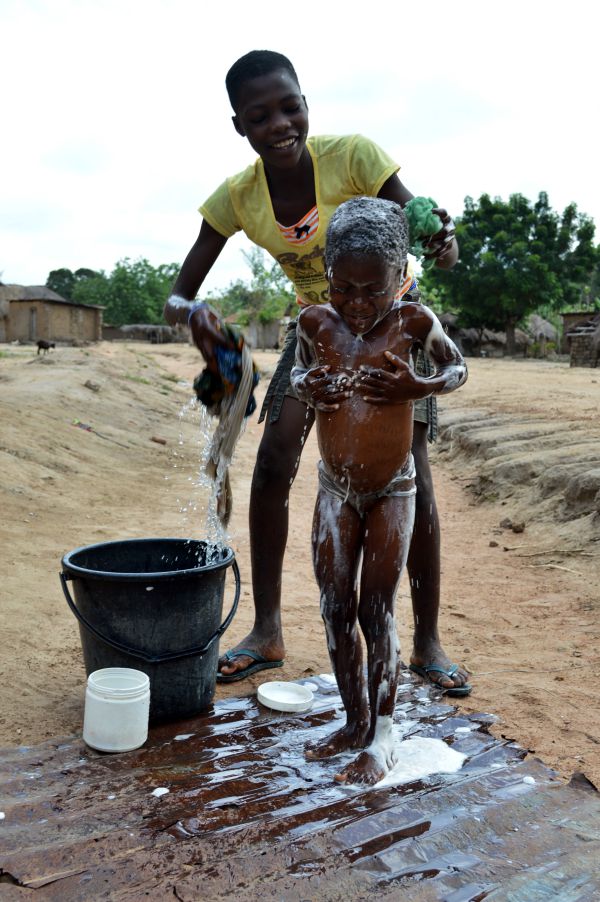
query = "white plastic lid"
xmin=257 ymin=681 xmax=314 ymax=713
xmin=87 ymin=667 xmax=150 ymax=699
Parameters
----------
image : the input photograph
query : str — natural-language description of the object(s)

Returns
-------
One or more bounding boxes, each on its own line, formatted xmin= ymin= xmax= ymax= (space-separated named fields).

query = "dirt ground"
xmin=1 ymin=341 xmax=599 ymax=788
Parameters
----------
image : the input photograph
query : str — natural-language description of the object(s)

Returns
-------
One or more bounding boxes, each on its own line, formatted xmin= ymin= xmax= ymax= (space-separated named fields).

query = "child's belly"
xmin=316 ymin=397 xmax=414 ymax=495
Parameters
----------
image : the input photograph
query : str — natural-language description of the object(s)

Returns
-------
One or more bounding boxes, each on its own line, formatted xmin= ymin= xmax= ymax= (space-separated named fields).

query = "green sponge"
xmin=404 ymin=196 xmax=443 ymax=258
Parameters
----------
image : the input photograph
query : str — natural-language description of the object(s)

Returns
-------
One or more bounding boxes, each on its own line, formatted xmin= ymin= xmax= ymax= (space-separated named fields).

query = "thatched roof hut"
xmin=528 ymin=314 xmax=557 ymax=343
xmin=437 ymin=313 xmax=531 ymax=357
xmin=0 ymin=284 xmax=72 ymax=304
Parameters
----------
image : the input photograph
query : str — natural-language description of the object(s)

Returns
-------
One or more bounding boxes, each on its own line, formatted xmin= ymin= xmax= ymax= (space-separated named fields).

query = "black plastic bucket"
xmin=61 ymin=538 xmax=240 ymax=723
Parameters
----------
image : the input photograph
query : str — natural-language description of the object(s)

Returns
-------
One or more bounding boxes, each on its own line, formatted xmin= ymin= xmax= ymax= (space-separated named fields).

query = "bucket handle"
xmin=60 ymin=560 xmax=241 ymax=664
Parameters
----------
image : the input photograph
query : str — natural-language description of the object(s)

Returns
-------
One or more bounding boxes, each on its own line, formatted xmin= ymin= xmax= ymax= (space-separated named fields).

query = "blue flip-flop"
xmin=409 ymin=663 xmax=472 ymax=697
xmin=217 ymin=648 xmax=284 ymax=683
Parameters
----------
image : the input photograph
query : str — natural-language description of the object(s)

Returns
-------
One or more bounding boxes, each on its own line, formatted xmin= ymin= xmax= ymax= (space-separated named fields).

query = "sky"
xmin=1 ymin=0 xmax=598 ymax=295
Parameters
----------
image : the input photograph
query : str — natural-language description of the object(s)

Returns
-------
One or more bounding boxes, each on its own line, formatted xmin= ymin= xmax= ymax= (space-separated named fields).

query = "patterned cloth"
xmin=193 ymin=319 xmax=260 ymax=526
xmin=193 ymin=323 xmax=259 ymax=418
xmin=277 ymin=205 xmax=319 ymax=247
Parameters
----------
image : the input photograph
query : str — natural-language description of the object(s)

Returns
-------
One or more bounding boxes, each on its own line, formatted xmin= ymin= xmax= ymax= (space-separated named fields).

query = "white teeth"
xmin=273 ymin=137 xmax=295 ymax=148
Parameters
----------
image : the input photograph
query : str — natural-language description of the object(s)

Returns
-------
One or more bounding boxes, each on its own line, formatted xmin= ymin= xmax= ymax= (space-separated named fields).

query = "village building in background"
xmin=101 ymin=314 xmax=287 ymax=349
xmin=0 ymin=284 xmax=102 ymax=344
xmin=101 ymin=323 xmax=185 ymax=343
xmin=439 ymin=312 xmax=550 ymax=359
xmin=222 ymin=313 xmax=283 ymax=352
xmin=561 ymin=311 xmax=600 ymax=367
xmin=2 ymin=282 xmax=597 ymax=367
xmin=438 ymin=310 xmax=598 ymax=368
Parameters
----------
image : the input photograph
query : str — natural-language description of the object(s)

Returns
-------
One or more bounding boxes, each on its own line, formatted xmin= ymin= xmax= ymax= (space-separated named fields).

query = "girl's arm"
xmin=408 ymin=306 xmax=468 ymax=395
xmin=290 ymin=314 xmax=317 ymax=405
xmin=377 ymin=173 xmax=459 ymax=270
xmin=163 ymin=220 xmax=228 ymax=325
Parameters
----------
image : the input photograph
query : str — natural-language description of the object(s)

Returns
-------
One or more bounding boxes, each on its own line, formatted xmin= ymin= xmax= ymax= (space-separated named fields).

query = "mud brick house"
xmin=0 ymin=284 xmax=103 ymax=343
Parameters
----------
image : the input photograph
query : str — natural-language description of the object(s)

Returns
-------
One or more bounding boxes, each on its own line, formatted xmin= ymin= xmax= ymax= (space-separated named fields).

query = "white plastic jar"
xmin=83 ymin=668 xmax=150 ymax=752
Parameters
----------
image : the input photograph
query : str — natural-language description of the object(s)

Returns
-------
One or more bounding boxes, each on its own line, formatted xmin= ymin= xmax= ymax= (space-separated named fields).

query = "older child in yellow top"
xmin=164 ymin=50 xmax=470 ymax=696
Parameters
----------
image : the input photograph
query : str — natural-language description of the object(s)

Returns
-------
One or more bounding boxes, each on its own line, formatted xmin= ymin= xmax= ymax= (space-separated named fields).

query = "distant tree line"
xmin=46 ymin=192 xmax=598 ymax=344
xmin=420 ymin=192 xmax=599 ymax=354
xmin=46 ymin=259 xmax=180 ymax=327
xmin=46 ymin=248 xmax=294 ymax=328
xmin=205 ymin=247 xmax=295 ymax=324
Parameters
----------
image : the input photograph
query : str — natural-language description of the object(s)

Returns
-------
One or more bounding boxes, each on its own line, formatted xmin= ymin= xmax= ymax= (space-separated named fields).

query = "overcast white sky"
xmin=1 ymin=0 xmax=597 ymax=295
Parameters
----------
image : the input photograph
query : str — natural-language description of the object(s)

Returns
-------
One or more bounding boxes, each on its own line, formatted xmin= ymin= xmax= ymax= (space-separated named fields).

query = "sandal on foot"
xmin=217 ymin=648 xmax=284 ymax=684
xmin=409 ymin=663 xmax=472 ymax=697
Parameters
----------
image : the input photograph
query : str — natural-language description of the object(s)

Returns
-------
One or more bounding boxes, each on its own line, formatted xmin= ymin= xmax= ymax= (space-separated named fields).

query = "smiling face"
xmin=328 ymin=254 xmax=404 ymax=336
xmin=232 ymin=68 xmax=309 ymax=170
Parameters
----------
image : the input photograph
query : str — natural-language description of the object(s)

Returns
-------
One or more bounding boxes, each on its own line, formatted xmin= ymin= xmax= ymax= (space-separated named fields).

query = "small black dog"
xmin=37 ymin=340 xmax=55 ymax=355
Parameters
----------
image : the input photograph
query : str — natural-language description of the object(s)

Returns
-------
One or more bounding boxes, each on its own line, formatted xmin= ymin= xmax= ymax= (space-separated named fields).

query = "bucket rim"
xmin=61 ymin=537 xmax=235 ymax=581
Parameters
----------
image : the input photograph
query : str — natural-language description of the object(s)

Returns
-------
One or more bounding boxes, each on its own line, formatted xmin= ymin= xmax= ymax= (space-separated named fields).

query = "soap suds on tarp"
xmin=375 ymin=735 xmax=466 ymax=788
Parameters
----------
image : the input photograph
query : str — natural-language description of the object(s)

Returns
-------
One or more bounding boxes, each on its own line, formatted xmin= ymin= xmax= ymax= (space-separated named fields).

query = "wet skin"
xmin=223 ymin=394 xmax=470 ymax=691
xmin=161 ymin=66 xmax=466 ymax=690
xmin=334 ymin=750 xmax=389 ymax=785
xmin=294 ymin=255 xmax=467 ymax=491
xmin=188 ymin=303 xmax=231 ymax=367
xmin=305 ymin=489 xmax=412 ymax=777
xmin=219 ymin=268 xmax=469 ymax=687
xmin=294 ymin=255 xmax=467 ymax=782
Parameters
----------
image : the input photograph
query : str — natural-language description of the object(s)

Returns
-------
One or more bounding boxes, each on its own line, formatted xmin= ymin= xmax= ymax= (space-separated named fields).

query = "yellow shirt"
xmin=199 ymin=134 xmax=400 ymax=305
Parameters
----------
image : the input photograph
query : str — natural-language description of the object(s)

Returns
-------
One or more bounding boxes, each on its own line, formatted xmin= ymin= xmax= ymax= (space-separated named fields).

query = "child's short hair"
xmin=226 ymin=50 xmax=300 ymax=111
xmin=325 ymin=197 xmax=409 ymax=271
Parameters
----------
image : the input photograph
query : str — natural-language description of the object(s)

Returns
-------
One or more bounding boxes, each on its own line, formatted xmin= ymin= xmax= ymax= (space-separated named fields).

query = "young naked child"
xmin=291 ymin=197 xmax=467 ymax=785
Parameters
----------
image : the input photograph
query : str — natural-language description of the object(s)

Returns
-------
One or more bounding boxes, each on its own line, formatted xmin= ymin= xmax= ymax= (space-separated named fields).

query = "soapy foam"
xmin=368 ymin=715 xmax=397 ymax=771
xmin=375 ymin=735 xmax=466 ymax=787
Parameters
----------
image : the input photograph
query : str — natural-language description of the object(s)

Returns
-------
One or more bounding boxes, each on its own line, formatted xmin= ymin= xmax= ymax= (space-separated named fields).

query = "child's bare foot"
xmin=305 ymin=723 xmax=369 ymax=760
xmin=334 ymin=749 xmax=389 ymax=785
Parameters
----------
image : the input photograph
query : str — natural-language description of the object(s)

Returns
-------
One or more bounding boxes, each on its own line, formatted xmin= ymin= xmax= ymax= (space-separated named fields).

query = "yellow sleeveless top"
xmin=200 ymin=134 xmax=406 ymax=306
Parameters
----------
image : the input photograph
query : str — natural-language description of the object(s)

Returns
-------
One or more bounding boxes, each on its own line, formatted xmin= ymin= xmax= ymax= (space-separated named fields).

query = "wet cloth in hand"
xmin=193 ymin=319 xmax=260 ymax=526
xmin=193 ymin=323 xmax=259 ymax=417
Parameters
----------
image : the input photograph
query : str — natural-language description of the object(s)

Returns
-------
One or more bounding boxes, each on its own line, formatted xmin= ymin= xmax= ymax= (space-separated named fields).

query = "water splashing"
xmin=163 ymin=397 xmax=230 ymax=560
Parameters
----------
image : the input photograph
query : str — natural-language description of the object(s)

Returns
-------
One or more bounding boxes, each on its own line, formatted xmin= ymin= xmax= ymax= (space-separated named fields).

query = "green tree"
xmin=208 ymin=247 xmax=295 ymax=325
xmin=207 ymin=279 xmax=254 ymax=320
xmin=47 ymin=268 xmax=76 ymax=299
xmin=46 ymin=267 xmax=104 ymax=300
xmin=421 ymin=192 xmax=597 ymax=354
xmin=55 ymin=258 xmax=178 ymax=325
xmin=580 ymin=259 xmax=600 ymax=311
xmin=71 ymin=270 xmax=111 ymax=309
xmin=104 ymin=259 xmax=179 ymax=325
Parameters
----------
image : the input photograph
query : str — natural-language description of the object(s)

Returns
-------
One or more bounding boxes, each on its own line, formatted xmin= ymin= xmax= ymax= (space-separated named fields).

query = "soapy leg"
xmin=306 ymin=488 xmax=369 ymax=759
xmin=336 ymin=494 xmax=415 ymax=784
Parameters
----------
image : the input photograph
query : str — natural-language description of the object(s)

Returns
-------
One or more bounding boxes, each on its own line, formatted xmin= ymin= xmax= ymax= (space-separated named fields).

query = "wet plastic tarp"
xmin=1 ymin=673 xmax=599 ymax=900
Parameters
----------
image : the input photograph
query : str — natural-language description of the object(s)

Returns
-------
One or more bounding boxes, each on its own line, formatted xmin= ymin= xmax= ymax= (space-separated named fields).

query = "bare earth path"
xmin=0 ymin=343 xmax=598 ymax=787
